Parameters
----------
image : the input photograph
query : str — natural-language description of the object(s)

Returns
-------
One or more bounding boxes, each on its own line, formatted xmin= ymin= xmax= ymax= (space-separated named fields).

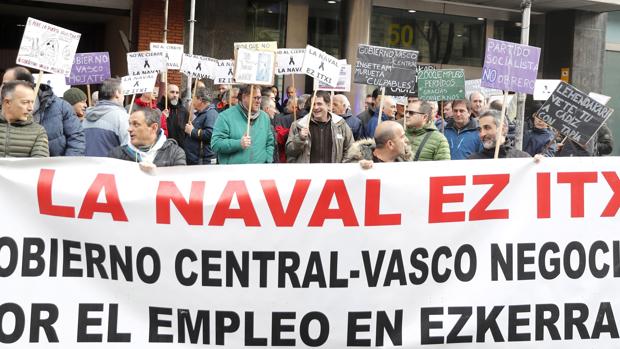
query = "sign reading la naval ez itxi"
xmin=536 ymin=81 xmax=614 ymax=145
xmin=301 ymin=45 xmax=340 ymax=87
xmin=354 ymin=44 xmax=418 ymax=94
xmin=481 ymin=38 xmax=540 ymax=94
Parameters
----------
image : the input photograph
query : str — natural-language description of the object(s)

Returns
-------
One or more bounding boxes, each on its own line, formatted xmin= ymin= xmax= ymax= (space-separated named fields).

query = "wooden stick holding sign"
xmin=189 ymin=78 xmax=199 ymax=123
xmin=86 ymin=84 xmax=92 ymax=107
xmin=228 ymin=86 xmax=232 ymax=107
xmin=330 ymin=91 xmax=334 ymax=113
xmin=440 ymin=100 xmax=445 ymax=134
xmin=493 ymin=90 xmax=509 ymax=159
xmin=33 ymin=71 xmax=44 ymax=98
xmin=127 ymin=94 xmax=137 ymax=116
xmin=292 ymin=74 xmax=297 ymax=122
xmin=308 ymin=89 xmax=317 ymax=129
xmin=246 ymin=85 xmax=255 ymax=136
xmin=377 ymin=87 xmax=386 ymax=126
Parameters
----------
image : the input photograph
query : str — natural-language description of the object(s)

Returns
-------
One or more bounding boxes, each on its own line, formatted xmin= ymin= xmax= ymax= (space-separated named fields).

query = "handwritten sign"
xmin=536 ymin=82 xmax=614 ymax=145
xmin=127 ymin=51 xmax=166 ymax=76
xmin=301 ymin=45 xmax=340 ymax=87
xmin=180 ymin=53 xmax=217 ymax=80
xmin=417 ymin=69 xmax=465 ymax=101
xmin=65 ymin=52 xmax=111 ymax=85
xmin=149 ymin=43 xmax=184 ymax=70
xmin=234 ymin=48 xmax=276 ymax=86
xmin=276 ymin=48 xmax=305 ymax=75
xmin=121 ymin=73 xmax=158 ymax=95
xmin=354 ymin=44 xmax=418 ymax=95
xmin=16 ymin=17 xmax=81 ymax=77
xmin=315 ymin=60 xmax=351 ymax=92
xmin=481 ymin=38 xmax=541 ymax=94
xmin=214 ymin=59 xmax=234 ymax=85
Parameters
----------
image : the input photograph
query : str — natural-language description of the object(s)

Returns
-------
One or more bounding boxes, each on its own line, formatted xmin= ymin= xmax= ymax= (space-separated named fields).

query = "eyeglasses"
xmin=406 ymin=110 xmax=426 ymax=116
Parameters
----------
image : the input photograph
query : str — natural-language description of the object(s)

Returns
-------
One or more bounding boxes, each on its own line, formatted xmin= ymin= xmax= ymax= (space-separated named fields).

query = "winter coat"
xmin=468 ymin=145 xmax=531 ymax=159
xmin=444 ymin=118 xmax=482 ymax=160
xmin=158 ymin=99 xmax=189 ymax=148
xmin=341 ymin=109 xmax=364 ymax=141
xmin=184 ymin=105 xmax=218 ymax=165
xmin=285 ymin=112 xmax=353 ymax=163
xmin=273 ymin=113 xmax=294 ymax=163
xmin=83 ymin=100 xmax=129 ymax=157
xmin=0 ymin=115 xmax=49 ymax=157
xmin=405 ymin=121 xmax=451 ymax=161
xmin=365 ymin=112 xmax=389 ymax=138
xmin=211 ymin=104 xmax=274 ymax=164
xmin=33 ymin=84 xmax=84 ymax=156
xmin=556 ymin=123 xmax=613 ymax=157
xmin=108 ymin=139 xmax=186 ymax=167
xmin=523 ymin=126 xmax=555 ymax=157
xmin=343 ymin=138 xmax=412 ymax=163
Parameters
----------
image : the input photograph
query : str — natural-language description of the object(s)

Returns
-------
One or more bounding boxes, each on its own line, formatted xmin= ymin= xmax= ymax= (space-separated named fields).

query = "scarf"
xmin=125 ymin=130 xmax=167 ymax=163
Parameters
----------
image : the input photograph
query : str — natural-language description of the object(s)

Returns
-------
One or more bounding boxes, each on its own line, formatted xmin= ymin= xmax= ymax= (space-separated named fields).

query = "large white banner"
xmin=1 ymin=157 xmax=620 ymax=347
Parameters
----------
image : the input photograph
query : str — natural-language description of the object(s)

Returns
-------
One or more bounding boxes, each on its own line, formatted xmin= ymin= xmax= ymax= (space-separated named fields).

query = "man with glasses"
xmin=404 ymin=100 xmax=450 ymax=161
xmin=444 ymin=99 xmax=482 ymax=160
xmin=211 ymin=85 xmax=274 ymax=164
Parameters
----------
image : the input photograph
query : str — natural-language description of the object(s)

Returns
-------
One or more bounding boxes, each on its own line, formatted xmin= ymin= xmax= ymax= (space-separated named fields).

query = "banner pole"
xmin=86 ymin=84 xmax=92 ymax=107
xmin=128 ymin=94 xmax=136 ymax=116
xmin=228 ymin=85 xmax=232 ymax=107
xmin=494 ymin=90 xmax=509 ymax=159
xmin=309 ymin=89 xmax=317 ymax=129
xmin=33 ymin=71 xmax=44 ymax=98
xmin=441 ymin=100 xmax=445 ymax=134
xmin=377 ymin=86 xmax=385 ymax=126
xmin=330 ymin=90 xmax=334 ymax=113
xmin=164 ymin=71 xmax=168 ymax=112
xmin=247 ymin=85 xmax=254 ymax=136
xmin=190 ymin=78 xmax=198 ymax=123
xmin=292 ymin=74 xmax=297 ymax=122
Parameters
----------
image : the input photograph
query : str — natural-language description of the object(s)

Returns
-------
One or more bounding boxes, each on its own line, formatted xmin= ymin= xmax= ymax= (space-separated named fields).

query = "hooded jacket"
xmin=405 ymin=121 xmax=451 ymax=161
xmin=286 ymin=112 xmax=353 ymax=163
xmin=0 ymin=114 xmax=49 ymax=157
xmin=184 ymin=104 xmax=218 ymax=165
xmin=444 ymin=117 xmax=482 ymax=160
xmin=83 ymin=100 xmax=129 ymax=157
xmin=343 ymin=138 xmax=412 ymax=163
xmin=341 ymin=109 xmax=364 ymax=141
xmin=32 ymin=84 xmax=84 ymax=156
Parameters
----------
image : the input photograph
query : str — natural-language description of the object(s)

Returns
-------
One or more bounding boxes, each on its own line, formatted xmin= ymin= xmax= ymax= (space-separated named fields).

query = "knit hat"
xmin=63 ymin=88 xmax=87 ymax=105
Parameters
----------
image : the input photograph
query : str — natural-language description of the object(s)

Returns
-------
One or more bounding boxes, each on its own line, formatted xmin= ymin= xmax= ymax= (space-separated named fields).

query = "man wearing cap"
xmin=63 ymin=88 xmax=87 ymax=121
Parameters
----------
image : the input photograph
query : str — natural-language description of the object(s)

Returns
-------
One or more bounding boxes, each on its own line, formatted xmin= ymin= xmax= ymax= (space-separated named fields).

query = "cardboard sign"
xmin=536 ymin=82 xmax=614 ymax=145
xmin=43 ymin=74 xmax=70 ymax=96
xmin=533 ymin=79 xmax=562 ymax=101
xmin=465 ymin=79 xmax=503 ymax=99
xmin=234 ymin=48 xmax=276 ymax=86
xmin=127 ymin=51 xmax=166 ymax=76
xmin=180 ymin=53 xmax=217 ymax=80
xmin=233 ymin=41 xmax=277 ymax=62
xmin=149 ymin=43 xmax=184 ymax=70
xmin=16 ymin=17 xmax=81 ymax=77
xmin=481 ymin=38 xmax=541 ymax=94
xmin=275 ymin=48 xmax=305 ymax=75
xmin=301 ymin=45 xmax=340 ymax=87
xmin=417 ymin=69 xmax=465 ymax=101
xmin=121 ymin=73 xmax=158 ymax=95
xmin=65 ymin=52 xmax=111 ymax=86
xmin=354 ymin=44 xmax=418 ymax=95
xmin=214 ymin=59 xmax=234 ymax=85
xmin=315 ymin=60 xmax=351 ymax=92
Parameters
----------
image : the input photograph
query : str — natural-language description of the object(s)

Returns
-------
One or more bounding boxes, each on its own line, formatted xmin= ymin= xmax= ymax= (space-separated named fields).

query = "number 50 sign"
xmin=388 ymin=23 xmax=414 ymax=47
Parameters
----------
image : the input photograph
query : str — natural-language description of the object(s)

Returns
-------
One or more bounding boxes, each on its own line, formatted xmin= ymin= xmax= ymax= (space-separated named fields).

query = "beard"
xmin=482 ymin=136 xmax=497 ymax=150
xmin=169 ymin=98 xmax=178 ymax=106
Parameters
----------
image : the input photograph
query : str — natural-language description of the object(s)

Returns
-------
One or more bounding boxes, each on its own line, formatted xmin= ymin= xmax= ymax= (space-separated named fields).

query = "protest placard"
xmin=43 ymin=74 xmax=70 ymax=95
xmin=276 ymin=48 xmax=305 ymax=75
xmin=417 ymin=69 xmax=465 ymax=101
xmin=234 ymin=48 xmax=276 ymax=86
xmin=354 ymin=44 xmax=418 ymax=95
xmin=65 ymin=52 xmax=111 ymax=86
xmin=121 ymin=73 xmax=158 ymax=95
xmin=149 ymin=42 xmax=184 ymax=70
xmin=4 ymin=157 xmax=620 ymax=348
xmin=214 ymin=59 xmax=235 ymax=84
xmin=127 ymin=51 xmax=166 ymax=76
xmin=533 ymin=79 xmax=562 ymax=101
xmin=481 ymin=38 xmax=541 ymax=94
xmin=465 ymin=79 xmax=503 ymax=99
xmin=180 ymin=53 xmax=217 ymax=79
xmin=16 ymin=17 xmax=81 ymax=77
xmin=301 ymin=45 xmax=341 ymax=87
xmin=315 ymin=60 xmax=351 ymax=92
xmin=536 ymin=81 xmax=614 ymax=145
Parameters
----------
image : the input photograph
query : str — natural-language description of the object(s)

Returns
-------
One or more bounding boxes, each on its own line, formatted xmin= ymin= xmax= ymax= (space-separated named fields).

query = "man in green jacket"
xmin=0 ymin=80 xmax=49 ymax=157
xmin=404 ymin=100 xmax=450 ymax=161
xmin=211 ymin=85 xmax=274 ymax=164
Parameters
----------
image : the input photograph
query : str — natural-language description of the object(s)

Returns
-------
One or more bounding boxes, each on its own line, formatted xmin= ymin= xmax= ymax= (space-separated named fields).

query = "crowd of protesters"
xmin=0 ymin=66 xmax=613 ymax=168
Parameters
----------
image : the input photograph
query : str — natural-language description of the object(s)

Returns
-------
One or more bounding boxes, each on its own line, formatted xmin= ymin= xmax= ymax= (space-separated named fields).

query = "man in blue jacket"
xmin=184 ymin=87 xmax=219 ymax=165
xmin=444 ymin=99 xmax=482 ymax=160
xmin=2 ymin=67 xmax=85 ymax=156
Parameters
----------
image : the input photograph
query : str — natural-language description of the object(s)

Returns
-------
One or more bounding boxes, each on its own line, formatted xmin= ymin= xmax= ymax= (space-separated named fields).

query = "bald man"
xmin=365 ymin=95 xmax=396 ymax=138
xmin=344 ymin=120 xmax=410 ymax=168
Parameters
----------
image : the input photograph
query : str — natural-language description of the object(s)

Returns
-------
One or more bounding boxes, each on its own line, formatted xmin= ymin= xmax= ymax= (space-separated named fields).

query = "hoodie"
xmin=83 ymin=100 xmax=129 ymax=157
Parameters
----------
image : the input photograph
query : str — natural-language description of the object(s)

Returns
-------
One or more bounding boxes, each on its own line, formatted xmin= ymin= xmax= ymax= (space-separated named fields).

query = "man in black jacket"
xmin=158 ymin=84 xmax=189 ymax=148
xmin=469 ymin=110 xmax=530 ymax=159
